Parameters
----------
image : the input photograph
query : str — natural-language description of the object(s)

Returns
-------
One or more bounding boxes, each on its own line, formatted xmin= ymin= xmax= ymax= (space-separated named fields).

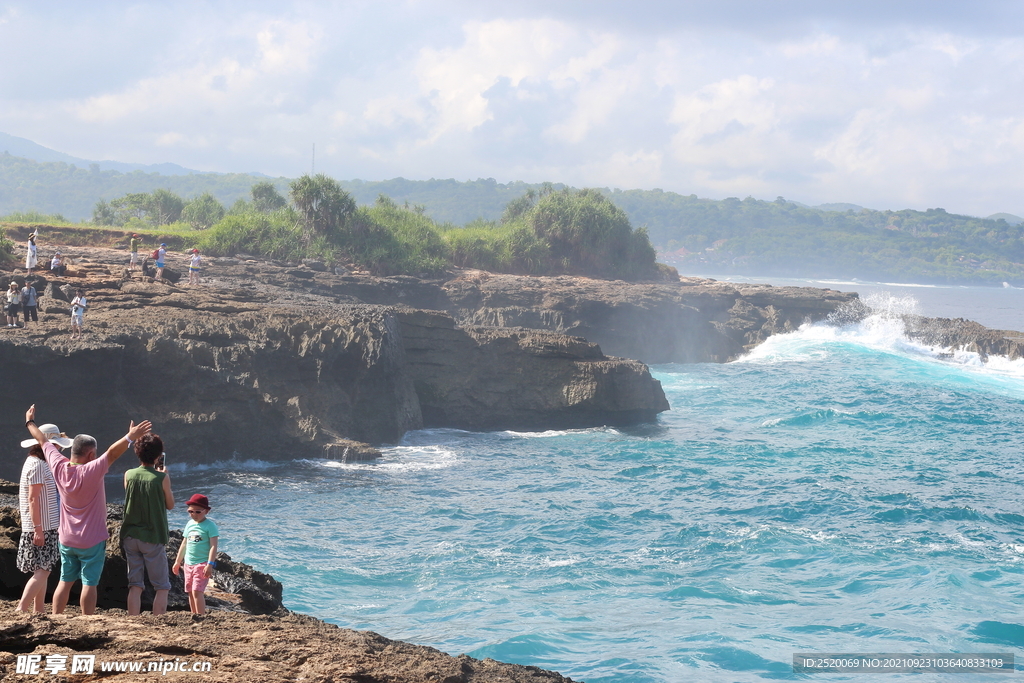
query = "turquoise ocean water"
xmin=146 ymin=289 xmax=1024 ymax=681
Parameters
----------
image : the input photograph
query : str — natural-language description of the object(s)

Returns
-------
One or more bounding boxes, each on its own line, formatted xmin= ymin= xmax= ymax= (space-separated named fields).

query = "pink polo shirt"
xmin=43 ymin=441 xmax=110 ymax=549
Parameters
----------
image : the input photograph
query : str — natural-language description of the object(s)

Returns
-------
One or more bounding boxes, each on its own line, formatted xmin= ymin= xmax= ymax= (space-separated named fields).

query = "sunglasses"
xmin=187 ymin=509 xmax=206 ymax=514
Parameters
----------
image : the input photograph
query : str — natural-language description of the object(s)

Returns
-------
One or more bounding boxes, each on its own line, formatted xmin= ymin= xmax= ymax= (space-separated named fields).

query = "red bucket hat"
xmin=186 ymin=493 xmax=211 ymax=510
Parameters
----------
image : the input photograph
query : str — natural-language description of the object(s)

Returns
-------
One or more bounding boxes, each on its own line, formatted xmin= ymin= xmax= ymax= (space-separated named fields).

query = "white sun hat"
xmin=21 ymin=423 xmax=73 ymax=449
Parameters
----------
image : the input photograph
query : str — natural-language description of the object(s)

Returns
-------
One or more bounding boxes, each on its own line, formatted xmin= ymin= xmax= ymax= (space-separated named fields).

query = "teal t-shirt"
xmin=183 ymin=517 xmax=219 ymax=565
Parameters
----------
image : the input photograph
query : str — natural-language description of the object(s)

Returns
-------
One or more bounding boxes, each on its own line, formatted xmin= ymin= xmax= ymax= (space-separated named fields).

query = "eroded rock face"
xmin=441 ymin=274 xmax=859 ymax=363
xmin=902 ymin=315 xmax=1024 ymax=360
xmin=397 ymin=310 xmax=669 ymax=430
xmin=0 ymin=249 xmax=670 ymax=475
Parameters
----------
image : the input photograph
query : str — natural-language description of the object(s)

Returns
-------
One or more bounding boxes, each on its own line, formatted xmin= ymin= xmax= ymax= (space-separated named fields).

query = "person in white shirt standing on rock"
xmin=155 ymin=243 xmax=167 ymax=282
xmin=70 ymin=288 xmax=87 ymax=339
xmin=188 ymin=249 xmax=202 ymax=285
xmin=25 ymin=232 xmax=38 ymax=274
xmin=6 ymin=282 xmax=21 ymax=328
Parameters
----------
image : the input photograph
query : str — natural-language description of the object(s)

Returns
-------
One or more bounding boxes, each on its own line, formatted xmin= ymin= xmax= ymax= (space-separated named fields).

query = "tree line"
xmin=66 ymin=176 xmax=669 ymax=282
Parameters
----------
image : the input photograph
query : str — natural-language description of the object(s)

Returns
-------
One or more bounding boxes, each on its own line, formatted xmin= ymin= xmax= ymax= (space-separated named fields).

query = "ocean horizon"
xmin=112 ymin=281 xmax=1024 ymax=682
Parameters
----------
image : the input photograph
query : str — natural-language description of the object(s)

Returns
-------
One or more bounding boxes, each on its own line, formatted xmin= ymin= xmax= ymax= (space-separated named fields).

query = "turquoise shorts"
xmin=59 ymin=540 xmax=106 ymax=586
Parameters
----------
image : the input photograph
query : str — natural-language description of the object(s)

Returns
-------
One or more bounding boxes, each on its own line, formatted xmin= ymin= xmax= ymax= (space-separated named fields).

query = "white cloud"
xmin=4 ymin=2 xmax=1024 ymax=215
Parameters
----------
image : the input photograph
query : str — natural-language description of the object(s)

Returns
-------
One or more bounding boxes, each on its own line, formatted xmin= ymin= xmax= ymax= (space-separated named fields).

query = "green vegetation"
xmin=0 ymin=230 xmax=14 ymax=265
xmin=609 ymin=190 xmax=1024 ymax=284
xmin=164 ymin=177 xmax=668 ymax=280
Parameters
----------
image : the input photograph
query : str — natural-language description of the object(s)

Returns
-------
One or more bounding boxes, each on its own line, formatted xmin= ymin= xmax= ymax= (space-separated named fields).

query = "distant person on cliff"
xmin=16 ymin=425 xmax=71 ymax=612
xmin=20 ymin=281 xmax=38 ymax=326
xmin=172 ymin=494 xmax=219 ymax=615
xmin=50 ymin=252 xmax=66 ymax=277
xmin=129 ymin=234 xmax=141 ymax=272
xmin=23 ymin=404 xmax=152 ymax=615
xmin=188 ymin=249 xmax=201 ymax=285
xmin=6 ymin=282 xmax=21 ymax=328
xmin=122 ymin=433 xmax=174 ymax=616
xmin=25 ymin=232 xmax=38 ymax=274
xmin=155 ymin=243 xmax=167 ymax=282
xmin=70 ymin=288 xmax=87 ymax=339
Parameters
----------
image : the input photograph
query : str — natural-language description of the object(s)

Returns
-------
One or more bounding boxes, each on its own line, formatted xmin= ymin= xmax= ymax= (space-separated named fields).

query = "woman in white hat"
xmin=17 ymin=424 xmax=72 ymax=612
xmin=26 ymin=232 xmax=38 ymax=274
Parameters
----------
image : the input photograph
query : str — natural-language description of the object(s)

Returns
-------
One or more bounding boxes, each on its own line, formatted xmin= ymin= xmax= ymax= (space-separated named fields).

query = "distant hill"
xmin=987 ymin=212 xmax=1023 ymax=225
xmin=0 ymin=152 xmax=559 ymax=224
xmin=0 ymin=131 xmax=207 ymax=176
xmin=0 ymin=153 xmax=279 ymax=220
xmin=815 ymin=202 xmax=869 ymax=213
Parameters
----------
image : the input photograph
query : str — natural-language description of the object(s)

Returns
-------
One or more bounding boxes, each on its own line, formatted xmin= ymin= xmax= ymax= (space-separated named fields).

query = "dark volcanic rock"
xmin=442 ymin=273 xmax=859 ymax=363
xmin=398 ymin=309 xmax=669 ymax=430
xmin=903 ymin=315 xmax=1024 ymax=361
xmin=0 ymin=247 xmax=669 ymax=476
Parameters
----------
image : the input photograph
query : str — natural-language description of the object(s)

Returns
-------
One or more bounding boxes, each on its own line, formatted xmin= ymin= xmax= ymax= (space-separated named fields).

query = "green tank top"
xmin=122 ymin=466 xmax=169 ymax=545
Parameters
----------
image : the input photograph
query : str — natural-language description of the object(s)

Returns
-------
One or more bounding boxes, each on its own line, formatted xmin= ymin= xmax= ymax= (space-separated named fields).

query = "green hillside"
xmin=609 ymin=190 xmax=1024 ymax=285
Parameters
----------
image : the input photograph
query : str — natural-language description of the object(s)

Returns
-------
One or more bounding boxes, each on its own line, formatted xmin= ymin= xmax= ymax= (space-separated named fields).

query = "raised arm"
xmin=103 ymin=420 xmax=153 ymax=466
xmin=24 ymin=405 xmax=46 ymax=446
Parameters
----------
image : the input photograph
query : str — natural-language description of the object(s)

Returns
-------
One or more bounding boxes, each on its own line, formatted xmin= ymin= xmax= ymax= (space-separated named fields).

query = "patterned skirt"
xmin=17 ymin=529 xmax=60 ymax=572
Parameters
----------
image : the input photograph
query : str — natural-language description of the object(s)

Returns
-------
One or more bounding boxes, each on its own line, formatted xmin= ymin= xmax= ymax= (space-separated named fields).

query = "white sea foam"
xmin=501 ymin=426 xmax=621 ymax=439
xmin=316 ymin=444 xmax=459 ymax=472
xmin=171 ymin=457 xmax=276 ymax=472
xmin=735 ymin=292 xmax=1024 ymax=390
xmin=503 ymin=429 xmax=573 ymax=438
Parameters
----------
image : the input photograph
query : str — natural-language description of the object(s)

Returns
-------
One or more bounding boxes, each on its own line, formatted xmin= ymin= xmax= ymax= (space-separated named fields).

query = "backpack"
xmin=151 ymin=248 xmax=161 ymax=260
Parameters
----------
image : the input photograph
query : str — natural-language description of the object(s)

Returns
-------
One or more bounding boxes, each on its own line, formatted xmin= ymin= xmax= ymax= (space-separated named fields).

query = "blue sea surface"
xmin=157 ymin=295 xmax=1024 ymax=681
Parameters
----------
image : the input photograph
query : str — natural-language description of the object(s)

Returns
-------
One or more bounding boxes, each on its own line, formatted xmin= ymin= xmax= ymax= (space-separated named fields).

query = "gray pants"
xmin=123 ymin=535 xmax=171 ymax=591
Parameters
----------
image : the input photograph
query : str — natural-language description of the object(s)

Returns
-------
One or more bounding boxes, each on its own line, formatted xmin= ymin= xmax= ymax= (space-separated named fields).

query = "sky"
xmin=2 ymin=0 xmax=1024 ymax=217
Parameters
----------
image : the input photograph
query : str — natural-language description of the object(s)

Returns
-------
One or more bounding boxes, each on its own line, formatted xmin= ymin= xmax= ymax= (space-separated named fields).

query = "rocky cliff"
xmin=440 ymin=273 xmax=858 ymax=363
xmin=0 ymin=247 xmax=674 ymax=476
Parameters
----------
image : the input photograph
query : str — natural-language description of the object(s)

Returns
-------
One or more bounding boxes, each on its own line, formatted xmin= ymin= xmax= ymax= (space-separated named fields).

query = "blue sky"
xmin=2 ymin=1 xmax=1024 ymax=216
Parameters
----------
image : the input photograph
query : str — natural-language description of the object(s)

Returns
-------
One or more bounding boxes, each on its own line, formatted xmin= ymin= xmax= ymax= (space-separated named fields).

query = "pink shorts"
xmin=183 ymin=563 xmax=211 ymax=593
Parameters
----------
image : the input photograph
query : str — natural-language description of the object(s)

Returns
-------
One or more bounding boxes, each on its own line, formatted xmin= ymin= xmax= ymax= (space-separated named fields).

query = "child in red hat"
xmin=173 ymin=493 xmax=219 ymax=614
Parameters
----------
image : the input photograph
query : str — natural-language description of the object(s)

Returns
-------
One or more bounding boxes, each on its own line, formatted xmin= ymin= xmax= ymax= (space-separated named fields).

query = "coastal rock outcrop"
xmin=0 ymin=247 xmax=672 ymax=475
xmin=396 ymin=309 xmax=668 ymax=430
xmin=441 ymin=273 xmax=858 ymax=363
xmin=902 ymin=315 xmax=1024 ymax=361
xmin=0 ymin=601 xmax=578 ymax=682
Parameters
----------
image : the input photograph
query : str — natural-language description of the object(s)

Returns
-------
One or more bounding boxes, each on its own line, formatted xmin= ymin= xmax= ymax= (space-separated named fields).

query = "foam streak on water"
xmin=157 ymin=293 xmax=1024 ymax=682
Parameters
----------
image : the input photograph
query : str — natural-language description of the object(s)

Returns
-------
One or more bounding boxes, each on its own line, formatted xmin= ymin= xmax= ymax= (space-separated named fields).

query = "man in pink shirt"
xmin=24 ymin=405 xmax=152 ymax=615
